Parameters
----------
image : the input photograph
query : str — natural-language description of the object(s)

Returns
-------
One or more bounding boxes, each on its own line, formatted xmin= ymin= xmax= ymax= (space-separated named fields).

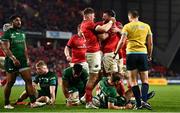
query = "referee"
xmin=114 ymin=10 xmax=153 ymax=110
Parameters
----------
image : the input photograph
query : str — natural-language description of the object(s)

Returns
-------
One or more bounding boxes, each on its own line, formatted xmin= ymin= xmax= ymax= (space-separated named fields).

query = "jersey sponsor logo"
xmin=8 ymin=68 xmax=14 ymax=71
xmin=10 ymin=34 xmax=16 ymax=38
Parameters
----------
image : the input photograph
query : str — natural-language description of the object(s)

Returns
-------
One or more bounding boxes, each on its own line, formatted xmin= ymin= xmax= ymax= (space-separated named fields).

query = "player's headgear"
xmin=83 ymin=7 xmax=94 ymax=15
xmin=111 ymin=72 xmax=121 ymax=83
xmin=128 ymin=10 xmax=139 ymax=18
xmin=9 ymin=14 xmax=21 ymax=22
xmin=104 ymin=9 xmax=116 ymax=17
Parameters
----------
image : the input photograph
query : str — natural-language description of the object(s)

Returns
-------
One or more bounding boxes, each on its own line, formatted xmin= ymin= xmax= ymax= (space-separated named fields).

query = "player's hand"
xmin=111 ymin=27 xmax=121 ymax=33
xmin=49 ymin=98 xmax=55 ymax=105
xmin=125 ymin=103 xmax=133 ymax=109
xmin=148 ymin=56 xmax=152 ymax=62
xmin=11 ymin=56 xmax=21 ymax=67
xmin=66 ymin=56 xmax=72 ymax=62
xmin=110 ymin=17 xmax=116 ymax=23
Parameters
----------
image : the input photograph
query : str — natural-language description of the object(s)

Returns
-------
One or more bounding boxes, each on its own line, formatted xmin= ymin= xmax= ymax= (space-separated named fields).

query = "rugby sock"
xmin=117 ymin=80 xmax=125 ymax=96
xmin=5 ymin=100 xmax=10 ymax=105
xmin=141 ymin=83 xmax=149 ymax=102
xmin=132 ymin=85 xmax=141 ymax=107
xmin=85 ymin=86 xmax=92 ymax=103
xmin=29 ymin=95 xmax=36 ymax=103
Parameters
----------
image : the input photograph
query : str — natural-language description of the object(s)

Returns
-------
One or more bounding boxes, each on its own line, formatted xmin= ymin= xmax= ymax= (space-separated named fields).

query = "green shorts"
xmin=4 ymin=57 xmax=29 ymax=73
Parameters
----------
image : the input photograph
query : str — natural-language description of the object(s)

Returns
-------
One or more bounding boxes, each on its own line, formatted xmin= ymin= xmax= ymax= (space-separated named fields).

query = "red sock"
xmin=127 ymin=81 xmax=132 ymax=90
xmin=85 ymin=86 xmax=92 ymax=103
xmin=119 ymin=80 xmax=125 ymax=96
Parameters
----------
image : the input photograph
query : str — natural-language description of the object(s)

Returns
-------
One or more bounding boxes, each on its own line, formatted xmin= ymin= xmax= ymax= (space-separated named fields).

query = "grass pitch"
xmin=0 ymin=85 xmax=180 ymax=112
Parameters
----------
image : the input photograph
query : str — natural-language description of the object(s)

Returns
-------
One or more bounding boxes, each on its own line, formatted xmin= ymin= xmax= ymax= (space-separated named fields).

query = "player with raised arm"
xmin=80 ymin=7 xmax=115 ymax=108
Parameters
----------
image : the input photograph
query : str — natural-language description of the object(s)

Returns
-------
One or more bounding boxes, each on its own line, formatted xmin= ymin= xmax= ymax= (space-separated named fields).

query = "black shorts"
xmin=126 ymin=54 xmax=148 ymax=71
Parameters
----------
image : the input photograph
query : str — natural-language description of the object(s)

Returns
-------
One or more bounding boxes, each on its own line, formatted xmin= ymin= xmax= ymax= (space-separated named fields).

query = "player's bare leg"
xmin=4 ymin=72 xmax=17 ymax=109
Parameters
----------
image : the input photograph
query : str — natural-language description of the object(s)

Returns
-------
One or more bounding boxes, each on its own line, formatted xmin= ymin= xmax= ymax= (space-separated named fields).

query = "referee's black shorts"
xmin=126 ymin=54 xmax=148 ymax=71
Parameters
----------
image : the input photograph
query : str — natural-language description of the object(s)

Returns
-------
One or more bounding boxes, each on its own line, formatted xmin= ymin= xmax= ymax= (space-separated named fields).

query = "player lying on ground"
xmin=15 ymin=60 xmax=58 ymax=105
xmin=62 ymin=63 xmax=88 ymax=106
xmin=92 ymin=72 xmax=133 ymax=109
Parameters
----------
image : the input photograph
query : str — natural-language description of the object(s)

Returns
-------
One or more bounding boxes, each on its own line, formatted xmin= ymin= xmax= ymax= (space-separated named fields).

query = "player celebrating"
xmin=62 ymin=64 xmax=88 ymax=106
xmin=80 ymin=7 xmax=115 ymax=108
xmin=92 ymin=72 xmax=133 ymax=109
xmin=15 ymin=60 xmax=58 ymax=105
xmin=64 ymin=25 xmax=88 ymax=72
xmin=0 ymin=14 xmax=44 ymax=109
xmin=99 ymin=10 xmax=123 ymax=74
xmin=114 ymin=10 xmax=153 ymax=110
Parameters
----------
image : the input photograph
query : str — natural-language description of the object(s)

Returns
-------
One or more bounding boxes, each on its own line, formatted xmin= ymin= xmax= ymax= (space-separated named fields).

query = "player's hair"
xmin=128 ymin=10 xmax=139 ymax=18
xmin=73 ymin=64 xmax=83 ymax=73
xmin=9 ymin=14 xmax=21 ymax=22
xmin=111 ymin=72 xmax=121 ymax=83
xmin=83 ymin=7 xmax=94 ymax=15
xmin=103 ymin=9 xmax=116 ymax=17
xmin=36 ymin=60 xmax=47 ymax=67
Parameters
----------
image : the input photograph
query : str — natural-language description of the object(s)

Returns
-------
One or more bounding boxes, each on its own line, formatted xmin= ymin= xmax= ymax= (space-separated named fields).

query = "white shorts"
xmin=86 ymin=51 xmax=101 ymax=73
xmin=0 ymin=57 xmax=5 ymax=71
xmin=70 ymin=62 xmax=89 ymax=74
xmin=102 ymin=52 xmax=118 ymax=73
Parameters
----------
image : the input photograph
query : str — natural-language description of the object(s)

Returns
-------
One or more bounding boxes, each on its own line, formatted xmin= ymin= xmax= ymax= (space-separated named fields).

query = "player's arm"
xmin=49 ymin=75 xmax=58 ymax=104
xmin=108 ymin=102 xmax=126 ymax=110
xmin=95 ymin=20 xmax=114 ymax=32
xmin=82 ymin=69 xmax=88 ymax=85
xmin=1 ymin=40 xmax=20 ymax=66
xmin=64 ymin=45 xmax=72 ymax=62
xmin=146 ymin=34 xmax=153 ymax=61
xmin=50 ymin=85 xmax=56 ymax=104
xmin=111 ymin=23 xmax=123 ymax=34
xmin=114 ymin=34 xmax=127 ymax=58
xmin=62 ymin=80 xmax=70 ymax=98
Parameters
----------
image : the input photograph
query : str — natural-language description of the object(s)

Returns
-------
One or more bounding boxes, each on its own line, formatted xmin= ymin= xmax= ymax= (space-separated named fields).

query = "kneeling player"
xmin=62 ymin=64 xmax=88 ymax=106
xmin=16 ymin=60 xmax=58 ymax=105
xmin=92 ymin=72 xmax=133 ymax=109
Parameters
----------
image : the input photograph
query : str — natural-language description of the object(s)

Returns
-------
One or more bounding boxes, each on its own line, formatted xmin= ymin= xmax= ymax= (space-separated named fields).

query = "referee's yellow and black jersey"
xmin=121 ymin=21 xmax=152 ymax=54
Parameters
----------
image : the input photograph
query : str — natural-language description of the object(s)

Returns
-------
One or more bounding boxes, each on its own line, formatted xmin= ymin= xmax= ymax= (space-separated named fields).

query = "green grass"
xmin=0 ymin=85 xmax=180 ymax=112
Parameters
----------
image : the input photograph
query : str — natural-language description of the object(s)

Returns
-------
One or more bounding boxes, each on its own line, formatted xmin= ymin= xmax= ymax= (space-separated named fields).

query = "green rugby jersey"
xmin=62 ymin=67 xmax=88 ymax=86
xmin=33 ymin=71 xmax=58 ymax=96
xmin=1 ymin=28 xmax=26 ymax=59
xmin=98 ymin=77 xmax=117 ymax=108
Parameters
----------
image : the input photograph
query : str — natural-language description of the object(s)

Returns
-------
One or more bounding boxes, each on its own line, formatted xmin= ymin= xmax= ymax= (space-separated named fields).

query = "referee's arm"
xmin=114 ymin=34 xmax=127 ymax=57
xmin=146 ymin=35 xmax=153 ymax=60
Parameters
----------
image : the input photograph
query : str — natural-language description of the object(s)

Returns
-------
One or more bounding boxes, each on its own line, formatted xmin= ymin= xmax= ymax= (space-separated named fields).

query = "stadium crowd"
xmin=0 ymin=0 xmax=91 ymax=33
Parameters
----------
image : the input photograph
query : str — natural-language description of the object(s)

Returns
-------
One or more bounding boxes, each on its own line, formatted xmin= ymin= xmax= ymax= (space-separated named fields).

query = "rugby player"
xmin=15 ymin=60 xmax=58 ymax=105
xmin=64 ymin=25 xmax=88 ymax=72
xmin=80 ymin=7 xmax=116 ymax=108
xmin=0 ymin=15 xmax=45 ymax=109
xmin=62 ymin=64 xmax=88 ymax=107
